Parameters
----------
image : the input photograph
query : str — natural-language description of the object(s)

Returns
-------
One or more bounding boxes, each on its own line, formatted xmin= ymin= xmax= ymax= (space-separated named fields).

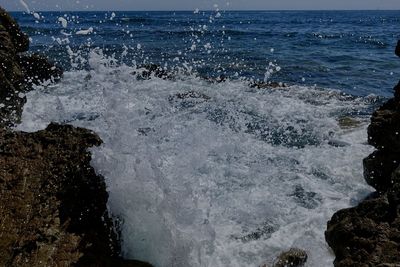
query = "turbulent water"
xmin=12 ymin=9 xmax=399 ymax=267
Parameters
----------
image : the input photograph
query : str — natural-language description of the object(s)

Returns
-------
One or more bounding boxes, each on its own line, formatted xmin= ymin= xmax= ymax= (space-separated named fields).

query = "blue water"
xmin=13 ymin=10 xmax=400 ymax=97
xmin=15 ymin=9 xmax=397 ymax=267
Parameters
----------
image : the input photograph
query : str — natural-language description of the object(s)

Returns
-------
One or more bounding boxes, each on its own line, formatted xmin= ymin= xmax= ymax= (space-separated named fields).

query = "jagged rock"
xmin=17 ymin=54 xmax=63 ymax=85
xmin=0 ymin=6 xmax=29 ymax=52
xmin=0 ymin=123 xmax=152 ymax=267
xmin=0 ymin=7 xmax=153 ymax=266
xmin=325 ymin=194 xmax=400 ymax=267
xmin=0 ymin=6 xmax=62 ymax=128
xmin=363 ymin=150 xmax=400 ymax=192
xmin=326 ymin=40 xmax=400 ymax=266
xmin=368 ymin=98 xmax=400 ymax=152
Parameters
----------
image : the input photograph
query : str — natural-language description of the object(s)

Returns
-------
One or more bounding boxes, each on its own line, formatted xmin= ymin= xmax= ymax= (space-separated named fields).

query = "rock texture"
xmin=326 ymin=42 xmax=400 ymax=266
xmin=261 ymin=248 xmax=308 ymax=267
xmin=0 ymin=7 xmax=152 ymax=267
xmin=0 ymin=6 xmax=62 ymax=127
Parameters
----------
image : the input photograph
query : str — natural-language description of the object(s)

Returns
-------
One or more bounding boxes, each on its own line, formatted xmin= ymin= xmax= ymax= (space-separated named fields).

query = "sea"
xmin=12 ymin=9 xmax=400 ymax=267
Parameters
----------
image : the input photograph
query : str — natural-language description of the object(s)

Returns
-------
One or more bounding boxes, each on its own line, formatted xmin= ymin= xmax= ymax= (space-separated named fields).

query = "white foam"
xmin=58 ymin=17 xmax=68 ymax=28
xmin=76 ymin=27 xmax=93 ymax=35
xmin=17 ymin=50 xmax=374 ymax=267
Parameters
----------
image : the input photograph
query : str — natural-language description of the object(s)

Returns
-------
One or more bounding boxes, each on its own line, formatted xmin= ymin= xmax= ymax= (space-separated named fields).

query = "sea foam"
xmin=17 ymin=50 xmax=375 ymax=267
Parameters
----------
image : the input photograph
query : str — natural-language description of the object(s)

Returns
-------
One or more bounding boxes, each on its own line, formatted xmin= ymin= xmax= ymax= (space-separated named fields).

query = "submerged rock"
xmin=261 ymin=248 xmax=308 ymax=267
xmin=337 ymin=116 xmax=362 ymax=129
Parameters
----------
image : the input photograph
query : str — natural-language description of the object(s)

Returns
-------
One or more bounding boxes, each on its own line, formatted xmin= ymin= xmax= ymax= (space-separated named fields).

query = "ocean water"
xmin=12 ymin=9 xmax=400 ymax=267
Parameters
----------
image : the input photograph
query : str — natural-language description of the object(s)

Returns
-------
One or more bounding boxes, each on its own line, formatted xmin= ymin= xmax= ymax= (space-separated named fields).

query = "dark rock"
xmin=363 ymin=150 xmax=400 ymax=192
xmin=0 ymin=6 xmax=29 ymax=52
xmin=0 ymin=7 xmax=153 ymax=267
xmin=368 ymin=99 xmax=400 ymax=152
xmin=17 ymin=54 xmax=63 ymax=85
xmin=0 ymin=6 xmax=61 ymax=128
xmin=325 ymin=195 xmax=400 ymax=267
xmin=396 ymin=40 xmax=400 ymax=58
xmin=272 ymin=248 xmax=308 ymax=267
xmin=133 ymin=64 xmax=173 ymax=80
xmin=326 ymin=41 xmax=400 ymax=267
xmin=394 ymin=81 xmax=400 ymax=101
xmin=0 ymin=123 xmax=152 ymax=267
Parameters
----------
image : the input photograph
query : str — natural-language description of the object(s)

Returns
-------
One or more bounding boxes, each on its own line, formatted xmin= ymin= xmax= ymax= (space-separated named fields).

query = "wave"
xmin=16 ymin=49 xmax=375 ymax=267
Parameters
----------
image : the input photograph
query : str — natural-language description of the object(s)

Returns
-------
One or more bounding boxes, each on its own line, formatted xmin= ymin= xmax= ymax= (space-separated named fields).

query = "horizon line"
xmin=8 ymin=9 xmax=400 ymax=12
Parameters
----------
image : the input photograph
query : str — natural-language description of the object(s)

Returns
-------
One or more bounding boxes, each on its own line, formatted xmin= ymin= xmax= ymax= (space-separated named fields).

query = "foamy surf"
xmin=17 ymin=50 xmax=375 ymax=267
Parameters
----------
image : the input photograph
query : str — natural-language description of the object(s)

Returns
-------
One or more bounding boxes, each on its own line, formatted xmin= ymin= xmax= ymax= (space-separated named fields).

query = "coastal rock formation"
xmin=0 ymin=6 xmax=62 ymax=127
xmin=325 ymin=42 xmax=400 ymax=266
xmin=0 ymin=7 xmax=152 ymax=267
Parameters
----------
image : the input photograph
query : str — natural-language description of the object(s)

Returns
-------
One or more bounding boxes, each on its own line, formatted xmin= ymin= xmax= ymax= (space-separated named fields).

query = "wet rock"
xmin=0 ymin=6 xmax=29 ymax=52
xmin=337 ymin=116 xmax=362 ymax=129
xmin=328 ymin=139 xmax=351 ymax=148
xmin=368 ymin=99 xmax=400 ymax=152
xmin=133 ymin=64 xmax=173 ymax=80
xmin=0 ymin=7 xmax=153 ymax=267
xmin=396 ymin=40 xmax=400 ymax=58
xmin=17 ymin=54 xmax=63 ymax=85
xmin=325 ymin=195 xmax=400 ymax=267
xmin=326 ymin=41 xmax=400 ymax=267
xmin=363 ymin=150 xmax=400 ymax=192
xmin=0 ymin=123 xmax=152 ymax=267
xmin=260 ymin=248 xmax=308 ymax=267
xmin=0 ymin=6 xmax=62 ymax=127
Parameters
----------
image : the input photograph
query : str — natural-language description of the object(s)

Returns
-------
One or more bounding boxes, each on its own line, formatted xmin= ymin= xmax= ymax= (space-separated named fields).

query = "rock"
xmin=0 ymin=6 xmax=61 ymax=127
xmin=368 ymin=99 xmax=400 ymax=152
xmin=363 ymin=150 xmax=400 ymax=192
xmin=325 ymin=195 xmax=400 ymax=267
xmin=0 ymin=6 xmax=29 ymax=52
xmin=396 ymin=40 xmax=400 ymax=58
xmin=326 ymin=40 xmax=400 ymax=266
xmin=260 ymin=248 xmax=308 ymax=267
xmin=273 ymin=248 xmax=308 ymax=267
xmin=0 ymin=7 xmax=153 ymax=266
xmin=337 ymin=116 xmax=362 ymax=129
xmin=17 ymin=54 xmax=63 ymax=85
xmin=0 ymin=123 xmax=152 ymax=266
xmin=133 ymin=64 xmax=173 ymax=80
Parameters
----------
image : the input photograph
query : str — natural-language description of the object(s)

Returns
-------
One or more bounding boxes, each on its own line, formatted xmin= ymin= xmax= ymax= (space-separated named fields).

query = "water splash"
xmin=17 ymin=49 xmax=375 ymax=267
